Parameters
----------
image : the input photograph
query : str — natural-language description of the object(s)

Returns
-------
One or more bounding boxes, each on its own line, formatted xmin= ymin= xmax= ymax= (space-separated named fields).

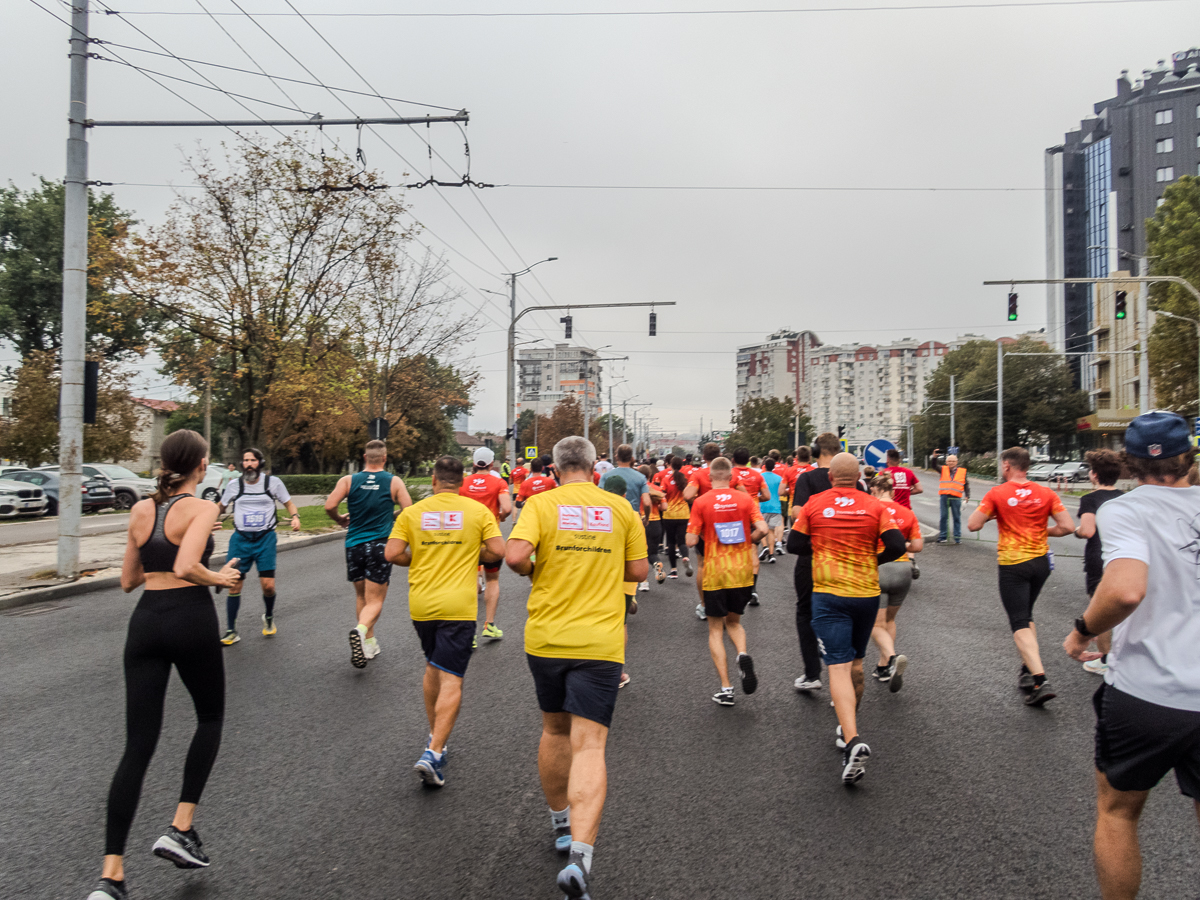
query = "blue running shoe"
xmin=557 ymin=852 xmax=591 ymax=899
xmin=414 ymin=749 xmax=446 ymax=787
xmin=554 ymin=825 xmax=572 ymax=853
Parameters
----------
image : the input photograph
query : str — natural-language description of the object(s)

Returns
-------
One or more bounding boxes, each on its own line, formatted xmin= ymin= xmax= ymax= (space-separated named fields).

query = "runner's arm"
xmin=505 ymin=538 xmax=535 ymax=576
xmin=758 ymin=482 xmax=770 ymax=502
xmin=625 ymin=556 xmax=649 ymax=583
xmin=392 ymin=477 xmax=413 ymax=510
xmin=683 ymin=482 xmax=699 ymax=502
xmin=911 ymin=475 xmax=923 ymax=495
xmin=1064 ymin=558 xmax=1147 ymax=660
xmin=324 ymin=476 xmax=352 ymax=527
xmin=751 ymin=518 xmax=769 ymax=541
xmin=384 ymin=537 xmax=412 ymax=566
xmin=480 ymin=535 xmax=505 ymax=565
xmin=876 ymin=528 xmax=906 ymax=565
xmin=907 ymin=528 xmax=924 ymax=554
xmin=175 ymin=502 xmax=240 ymax=588
xmin=497 ymin=488 xmax=513 ymax=522
xmin=1074 ymin=512 xmax=1096 ymax=539
xmin=966 ymin=506 xmax=991 ymax=532
xmin=121 ymin=502 xmax=150 ymax=592
xmin=1047 ymin=507 xmax=1075 ymax=537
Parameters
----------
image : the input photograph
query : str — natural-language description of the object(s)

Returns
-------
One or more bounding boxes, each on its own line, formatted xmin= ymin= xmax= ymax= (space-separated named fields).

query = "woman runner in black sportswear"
xmin=86 ymin=430 xmax=241 ymax=900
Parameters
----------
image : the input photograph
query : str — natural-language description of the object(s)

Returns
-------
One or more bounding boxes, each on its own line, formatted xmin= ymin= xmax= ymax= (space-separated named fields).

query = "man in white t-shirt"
xmin=1063 ymin=411 xmax=1200 ymax=900
xmin=594 ymin=454 xmax=614 ymax=479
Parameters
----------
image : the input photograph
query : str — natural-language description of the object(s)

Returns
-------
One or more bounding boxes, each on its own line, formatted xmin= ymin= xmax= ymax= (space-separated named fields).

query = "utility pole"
xmin=203 ymin=379 xmax=212 ymax=446
xmin=996 ymin=342 xmax=1004 ymax=471
xmin=949 ymin=375 xmax=956 ymax=448
xmin=1137 ymin=256 xmax=1151 ymax=413
xmin=608 ymin=386 xmax=614 ymax=455
xmin=58 ymin=3 xmax=89 ymax=578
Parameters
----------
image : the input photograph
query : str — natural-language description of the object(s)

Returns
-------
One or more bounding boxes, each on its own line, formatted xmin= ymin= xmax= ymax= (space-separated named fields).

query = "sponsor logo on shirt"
xmin=420 ymin=511 xmax=463 ymax=531
xmin=834 ymin=496 xmax=856 ymax=508
xmin=557 ymin=505 xmax=614 ymax=533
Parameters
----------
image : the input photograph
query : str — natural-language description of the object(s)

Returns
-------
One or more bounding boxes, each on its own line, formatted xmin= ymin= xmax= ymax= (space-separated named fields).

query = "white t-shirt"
xmin=220 ymin=475 xmax=292 ymax=534
xmin=1098 ymin=484 xmax=1200 ymax=712
xmin=594 ymin=460 xmax=614 ymax=476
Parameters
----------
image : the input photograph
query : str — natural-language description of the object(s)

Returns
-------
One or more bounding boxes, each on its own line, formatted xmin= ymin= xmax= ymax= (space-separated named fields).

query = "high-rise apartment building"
xmin=735 ymin=330 xmax=822 ymax=410
xmin=516 ymin=343 xmax=603 ymax=420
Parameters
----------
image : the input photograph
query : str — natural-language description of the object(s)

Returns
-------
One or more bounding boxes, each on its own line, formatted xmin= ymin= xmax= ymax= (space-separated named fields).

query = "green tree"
xmin=1147 ymin=175 xmax=1200 ymax=414
xmin=726 ymin=396 xmax=810 ymax=455
xmin=0 ymin=178 xmax=149 ymax=360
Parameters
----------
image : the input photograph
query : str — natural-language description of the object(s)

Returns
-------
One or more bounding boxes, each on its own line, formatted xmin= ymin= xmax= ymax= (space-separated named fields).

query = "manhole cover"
xmin=3 ymin=603 xmax=68 ymax=617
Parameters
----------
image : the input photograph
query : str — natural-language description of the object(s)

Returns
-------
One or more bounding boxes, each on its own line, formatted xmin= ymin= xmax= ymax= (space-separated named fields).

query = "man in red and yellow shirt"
xmin=968 ymin=446 xmax=1074 ymax=706
xmin=510 ymin=461 xmax=530 ymax=496
xmin=686 ymin=457 xmax=767 ymax=707
xmin=792 ymin=453 xmax=906 ymax=785
xmin=459 ymin=447 xmax=513 ymax=641
xmin=517 ymin=458 xmax=557 ymax=503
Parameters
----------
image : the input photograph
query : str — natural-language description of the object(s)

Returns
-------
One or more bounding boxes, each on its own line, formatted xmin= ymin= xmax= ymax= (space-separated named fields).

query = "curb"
xmin=0 ymin=530 xmax=346 ymax=612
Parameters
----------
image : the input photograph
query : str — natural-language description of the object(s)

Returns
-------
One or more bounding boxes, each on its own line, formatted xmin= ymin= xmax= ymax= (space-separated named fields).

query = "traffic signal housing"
xmin=560 ymin=315 xmax=573 ymax=339
xmin=1115 ymin=290 xmax=1128 ymax=320
xmin=1007 ymin=292 xmax=1018 ymax=321
xmin=649 ymin=312 xmax=657 ymax=336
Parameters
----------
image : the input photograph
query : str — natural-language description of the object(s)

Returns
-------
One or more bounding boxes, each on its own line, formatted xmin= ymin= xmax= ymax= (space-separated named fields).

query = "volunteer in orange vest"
xmin=937 ymin=454 xmax=970 ymax=544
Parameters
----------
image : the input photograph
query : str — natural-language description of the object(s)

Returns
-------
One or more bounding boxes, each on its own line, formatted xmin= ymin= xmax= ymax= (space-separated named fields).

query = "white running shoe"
xmin=695 ymin=603 xmax=707 ymax=620
xmin=793 ymin=676 xmax=822 ymax=692
xmin=364 ymin=637 xmax=381 ymax=659
xmin=638 ymin=581 xmax=650 ymax=593
xmin=1083 ymin=657 xmax=1108 ymax=675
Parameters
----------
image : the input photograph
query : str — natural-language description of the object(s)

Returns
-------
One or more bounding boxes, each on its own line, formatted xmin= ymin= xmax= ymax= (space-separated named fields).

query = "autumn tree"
xmin=1147 ymin=175 xmax=1200 ymax=414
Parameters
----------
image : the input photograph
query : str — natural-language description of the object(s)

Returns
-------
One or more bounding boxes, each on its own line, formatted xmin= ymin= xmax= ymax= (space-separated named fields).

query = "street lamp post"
xmin=506 ymin=258 xmax=558 ymax=469
xmin=1156 ymin=310 xmax=1200 ymax=418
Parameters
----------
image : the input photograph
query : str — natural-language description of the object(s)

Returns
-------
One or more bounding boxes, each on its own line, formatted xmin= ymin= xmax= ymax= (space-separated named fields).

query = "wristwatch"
xmin=1074 ymin=616 xmax=1097 ymax=638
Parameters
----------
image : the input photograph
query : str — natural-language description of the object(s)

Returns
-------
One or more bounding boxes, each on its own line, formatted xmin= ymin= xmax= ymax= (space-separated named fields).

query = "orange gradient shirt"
xmin=977 ymin=480 xmax=1065 ymax=565
xmin=877 ymin=501 xmax=920 ymax=562
xmin=794 ymin=488 xmax=898 ymax=598
xmin=518 ymin=474 xmax=556 ymax=501
xmin=510 ymin=465 xmax=529 ymax=487
xmin=733 ymin=466 xmax=765 ymax=505
xmin=687 ymin=488 xmax=763 ymax=590
xmin=660 ymin=471 xmax=691 ymax=519
xmin=459 ymin=469 xmax=507 ymax=521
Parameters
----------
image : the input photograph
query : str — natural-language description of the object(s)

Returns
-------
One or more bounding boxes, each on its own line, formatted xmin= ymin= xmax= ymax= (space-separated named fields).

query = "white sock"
xmin=570 ymin=841 xmax=593 ymax=874
xmin=550 ymin=806 xmax=570 ymax=830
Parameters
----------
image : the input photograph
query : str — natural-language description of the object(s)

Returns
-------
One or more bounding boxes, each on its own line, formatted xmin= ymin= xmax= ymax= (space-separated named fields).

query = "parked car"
xmin=0 ymin=477 xmax=49 ymax=518
xmin=199 ymin=464 xmax=236 ymax=502
xmin=7 ymin=469 xmax=116 ymax=515
xmin=1049 ymin=461 xmax=1091 ymax=483
xmin=35 ymin=464 xmax=155 ymax=510
xmin=1027 ymin=463 xmax=1057 ymax=481
xmin=0 ymin=465 xmax=31 ymax=478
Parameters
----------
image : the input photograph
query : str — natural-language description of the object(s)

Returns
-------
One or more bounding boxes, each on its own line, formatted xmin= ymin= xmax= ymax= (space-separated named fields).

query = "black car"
xmin=6 ymin=469 xmax=116 ymax=516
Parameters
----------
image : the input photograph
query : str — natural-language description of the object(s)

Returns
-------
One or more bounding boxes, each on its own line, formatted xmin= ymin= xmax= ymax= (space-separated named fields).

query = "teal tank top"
xmin=346 ymin=470 xmax=395 ymax=547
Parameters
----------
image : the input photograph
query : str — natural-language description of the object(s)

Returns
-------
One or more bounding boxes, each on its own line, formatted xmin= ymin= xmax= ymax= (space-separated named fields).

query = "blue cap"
xmin=1124 ymin=410 xmax=1192 ymax=459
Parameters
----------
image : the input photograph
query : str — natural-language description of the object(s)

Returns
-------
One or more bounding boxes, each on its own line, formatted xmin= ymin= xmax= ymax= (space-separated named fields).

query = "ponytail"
xmin=671 ymin=457 xmax=687 ymax=493
xmin=151 ymin=429 xmax=209 ymax=504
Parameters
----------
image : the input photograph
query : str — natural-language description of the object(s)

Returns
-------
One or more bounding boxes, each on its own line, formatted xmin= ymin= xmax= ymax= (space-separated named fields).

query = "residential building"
xmin=736 ymin=330 xmax=822 ymax=411
xmin=516 ymin=343 xmax=604 ymax=420
xmin=118 ymin=397 xmax=180 ymax=474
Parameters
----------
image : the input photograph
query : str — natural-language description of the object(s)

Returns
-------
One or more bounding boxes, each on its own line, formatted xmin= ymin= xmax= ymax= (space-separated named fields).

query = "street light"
xmin=1155 ymin=310 xmax=1200 ymax=418
xmin=506 ymin=257 xmax=558 ymax=467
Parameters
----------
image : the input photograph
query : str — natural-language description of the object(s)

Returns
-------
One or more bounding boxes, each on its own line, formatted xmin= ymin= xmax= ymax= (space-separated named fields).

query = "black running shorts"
xmin=480 ymin=551 xmax=502 ymax=574
xmin=345 ymin=540 xmax=392 ymax=584
xmin=997 ymin=555 xmax=1051 ymax=632
xmin=703 ymin=586 xmax=752 ymax=618
xmin=526 ymin=655 xmax=623 ymax=728
xmin=412 ymin=620 xmax=475 ymax=678
xmin=1094 ymin=682 xmax=1200 ymax=798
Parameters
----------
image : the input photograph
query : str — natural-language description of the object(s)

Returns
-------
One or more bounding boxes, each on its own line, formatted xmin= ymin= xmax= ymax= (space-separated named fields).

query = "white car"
xmin=199 ymin=464 xmax=237 ymax=502
xmin=0 ymin=477 xmax=49 ymax=518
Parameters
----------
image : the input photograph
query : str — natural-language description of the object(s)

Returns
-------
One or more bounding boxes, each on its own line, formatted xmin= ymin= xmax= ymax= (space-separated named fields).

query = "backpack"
xmin=230 ymin=474 xmax=278 ymax=536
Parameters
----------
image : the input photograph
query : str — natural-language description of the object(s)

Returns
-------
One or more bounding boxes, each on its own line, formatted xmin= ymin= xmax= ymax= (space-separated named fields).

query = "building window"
xmin=1155 ymin=109 xmax=1173 ymax=125
xmin=1155 ymin=137 xmax=1174 ymax=153
xmin=1157 ymin=197 xmax=1165 ymax=207
xmin=1156 ymin=167 xmax=1174 ymax=182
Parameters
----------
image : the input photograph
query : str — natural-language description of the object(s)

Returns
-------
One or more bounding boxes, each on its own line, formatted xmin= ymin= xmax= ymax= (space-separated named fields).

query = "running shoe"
xmin=712 ymin=687 xmax=735 ymax=706
xmin=888 ymin=654 xmax=908 ymax=693
xmin=426 ymin=734 xmax=448 ymax=761
xmin=737 ymin=653 xmax=758 ymax=694
xmin=872 ymin=664 xmax=890 ymax=682
xmin=758 ymin=546 xmax=769 ymax=561
xmin=695 ymin=603 xmax=707 ymax=621
xmin=86 ymin=879 xmax=127 ymax=900
xmin=554 ymin=825 xmax=573 ymax=854
xmin=152 ymin=825 xmax=210 ymax=868
xmin=668 ymin=568 xmax=679 ymax=580
xmin=1082 ymin=657 xmax=1109 ymax=675
xmin=414 ymin=748 xmax=446 ymax=787
xmin=776 ymin=540 xmax=784 ymax=553
xmin=638 ymin=581 xmax=650 ymax=593
xmin=557 ymin=851 xmax=592 ymax=899
xmin=767 ymin=554 xmax=776 ymax=564
xmin=628 ymin=597 xmax=638 ymax=615
xmin=618 ymin=672 xmax=631 ymax=689
xmin=911 ymin=561 xmax=921 ymax=580
xmin=835 ymin=724 xmax=847 ymax=750
xmin=793 ymin=676 xmax=822 ymax=692
xmin=935 ymin=538 xmax=948 ymax=544
xmin=749 ymin=591 xmax=759 ymax=607
xmin=683 ymin=557 xmax=693 ymax=577
xmin=1017 ymin=665 xmax=1035 ymax=692
xmin=654 ymin=561 xmax=666 ymax=584
xmin=219 ymin=629 xmax=239 ymax=646
xmin=841 ymin=738 xmax=871 ymax=785
xmin=481 ymin=622 xmax=503 ymax=640
xmin=1024 ymin=681 xmax=1057 ymax=706
xmin=364 ymin=637 xmax=381 ymax=659
xmin=261 ymin=614 xmax=276 ymax=637
xmin=472 ymin=634 xmax=478 ymax=649
xmin=349 ymin=626 xmax=368 ymax=668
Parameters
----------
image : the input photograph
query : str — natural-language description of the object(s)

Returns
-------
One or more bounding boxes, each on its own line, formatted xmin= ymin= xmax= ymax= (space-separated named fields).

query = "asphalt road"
xmin=4 ymin=512 xmax=1197 ymax=899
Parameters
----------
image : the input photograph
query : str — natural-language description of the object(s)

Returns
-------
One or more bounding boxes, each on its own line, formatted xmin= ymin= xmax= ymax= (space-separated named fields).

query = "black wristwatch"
xmin=1074 ymin=616 xmax=1097 ymax=638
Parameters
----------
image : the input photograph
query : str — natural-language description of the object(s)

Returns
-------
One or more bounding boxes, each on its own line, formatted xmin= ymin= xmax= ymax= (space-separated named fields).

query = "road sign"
xmin=947 ymin=445 xmax=959 ymax=456
xmin=839 ymin=438 xmax=849 ymax=453
xmin=368 ymin=417 xmax=389 ymax=440
xmin=1194 ymin=417 xmax=1200 ymax=436
xmin=524 ymin=446 xmax=538 ymax=459
xmin=863 ymin=438 xmax=897 ymax=469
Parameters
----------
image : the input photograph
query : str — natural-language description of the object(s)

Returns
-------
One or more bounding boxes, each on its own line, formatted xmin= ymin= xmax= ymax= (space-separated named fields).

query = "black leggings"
xmin=106 ymin=586 xmax=225 ymax=855
xmin=662 ymin=518 xmax=688 ymax=567
xmin=793 ymin=561 xmax=822 ymax=682
xmin=646 ymin=519 xmax=664 ymax=563
xmin=998 ymin=555 xmax=1052 ymax=632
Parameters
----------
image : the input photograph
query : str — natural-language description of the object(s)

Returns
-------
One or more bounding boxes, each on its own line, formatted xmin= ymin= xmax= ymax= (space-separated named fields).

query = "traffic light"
xmin=1115 ymin=290 xmax=1128 ymax=320
xmin=560 ymin=315 xmax=572 ymax=339
xmin=504 ymin=427 xmax=514 ymax=440
xmin=1007 ymin=292 xmax=1018 ymax=321
xmin=649 ymin=312 xmax=657 ymax=336
xmin=838 ymin=424 xmax=845 ymax=438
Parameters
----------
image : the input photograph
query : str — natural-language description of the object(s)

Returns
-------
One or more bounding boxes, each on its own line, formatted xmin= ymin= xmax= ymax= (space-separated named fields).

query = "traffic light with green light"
xmin=1115 ymin=290 xmax=1127 ymax=320
xmin=1007 ymin=292 xmax=1018 ymax=321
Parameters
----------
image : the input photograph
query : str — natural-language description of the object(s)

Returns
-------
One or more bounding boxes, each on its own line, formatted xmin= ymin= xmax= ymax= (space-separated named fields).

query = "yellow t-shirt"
xmin=389 ymin=491 xmax=502 ymax=621
xmin=509 ymin=480 xmax=648 ymax=663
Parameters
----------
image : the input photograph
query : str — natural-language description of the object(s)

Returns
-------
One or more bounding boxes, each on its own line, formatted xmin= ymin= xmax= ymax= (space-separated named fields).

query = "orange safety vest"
xmin=939 ymin=466 xmax=967 ymax=498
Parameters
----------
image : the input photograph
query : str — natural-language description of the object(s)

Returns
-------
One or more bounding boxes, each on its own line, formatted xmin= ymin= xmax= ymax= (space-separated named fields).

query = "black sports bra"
xmin=138 ymin=494 xmax=215 ymax=574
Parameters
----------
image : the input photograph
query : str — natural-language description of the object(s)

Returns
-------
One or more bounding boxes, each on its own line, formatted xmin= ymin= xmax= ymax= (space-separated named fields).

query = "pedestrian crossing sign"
xmin=524 ymin=446 xmax=538 ymax=459
xmin=839 ymin=439 xmax=848 ymax=453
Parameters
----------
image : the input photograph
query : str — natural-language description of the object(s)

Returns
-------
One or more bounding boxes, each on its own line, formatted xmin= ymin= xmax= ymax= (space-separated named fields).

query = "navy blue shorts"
xmin=526 ymin=655 xmax=623 ymax=728
xmin=345 ymin=540 xmax=392 ymax=584
xmin=811 ymin=592 xmax=880 ymax=665
xmin=412 ymin=620 xmax=475 ymax=678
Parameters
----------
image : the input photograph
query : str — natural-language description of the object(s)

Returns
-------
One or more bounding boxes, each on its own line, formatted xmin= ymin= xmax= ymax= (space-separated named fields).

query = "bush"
xmin=277 ymin=474 xmax=343 ymax=494
xmin=965 ymin=457 xmax=997 ymax=478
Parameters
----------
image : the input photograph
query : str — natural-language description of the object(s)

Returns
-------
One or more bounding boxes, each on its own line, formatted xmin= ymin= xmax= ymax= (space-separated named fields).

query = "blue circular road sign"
xmin=863 ymin=438 xmax=897 ymax=469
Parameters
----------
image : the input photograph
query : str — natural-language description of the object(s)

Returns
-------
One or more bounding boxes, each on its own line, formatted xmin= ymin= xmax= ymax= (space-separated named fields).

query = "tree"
xmin=726 ymin=396 xmax=810 ymax=455
xmin=1147 ymin=175 xmax=1200 ymax=414
xmin=0 ymin=178 xmax=149 ymax=361
xmin=0 ymin=351 xmax=142 ymax=466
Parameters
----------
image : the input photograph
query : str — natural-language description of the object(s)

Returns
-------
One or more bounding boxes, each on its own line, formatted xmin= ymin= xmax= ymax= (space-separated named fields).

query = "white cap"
xmin=473 ymin=447 xmax=495 ymax=466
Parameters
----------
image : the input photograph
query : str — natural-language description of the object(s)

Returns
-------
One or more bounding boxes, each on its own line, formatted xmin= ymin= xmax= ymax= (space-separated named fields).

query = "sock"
xmin=1101 ymin=654 xmax=1108 ymax=663
xmin=550 ymin=806 xmax=571 ymax=830
xmin=226 ymin=594 xmax=241 ymax=631
xmin=1033 ymin=673 xmax=1046 ymax=687
xmin=570 ymin=840 xmax=594 ymax=874
xmin=429 ymin=748 xmax=443 ymax=761
xmin=263 ymin=592 xmax=276 ymax=618
xmin=753 ymin=573 xmax=758 ymax=587
xmin=355 ymin=623 xmax=368 ymax=638
xmin=101 ymin=877 xmax=124 ymax=887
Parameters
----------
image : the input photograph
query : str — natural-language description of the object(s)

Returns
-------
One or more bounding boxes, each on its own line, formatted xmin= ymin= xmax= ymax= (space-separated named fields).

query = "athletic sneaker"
xmin=618 ymin=672 xmax=631 ymax=689
xmin=737 ymin=653 xmax=758 ymax=694
xmin=749 ymin=591 xmax=760 ymax=607
xmin=219 ymin=629 xmax=239 ymax=646
xmin=775 ymin=540 xmax=784 ymax=553
xmin=888 ymin=654 xmax=908 ymax=693
xmin=481 ymin=622 xmax=503 ymax=640
xmin=348 ymin=626 xmax=368 ymax=669
xmin=554 ymin=825 xmax=573 ymax=853
xmin=1083 ymin=657 xmax=1108 ymax=675
xmin=758 ymin=546 xmax=769 ymax=561
xmin=472 ymin=634 xmax=477 ymax=649
xmin=152 ymin=825 xmax=210 ymax=868
xmin=426 ymin=734 xmax=448 ymax=761
xmin=364 ymin=637 xmax=381 ymax=659
xmin=872 ymin=664 xmax=891 ymax=682
xmin=414 ymin=748 xmax=446 ymax=787
xmin=1017 ymin=665 xmax=1035 ymax=692
xmin=793 ymin=676 xmax=821 ymax=692
xmin=1024 ymin=681 xmax=1057 ymax=706
xmin=654 ymin=561 xmax=666 ymax=584
xmin=557 ymin=851 xmax=592 ymax=899
xmin=910 ymin=561 xmax=921 ymax=580
xmin=695 ymin=603 xmax=707 ymax=621
xmin=261 ymin=614 xmax=276 ymax=637
xmin=638 ymin=581 xmax=650 ymax=593
xmin=767 ymin=554 xmax=776 ymax=564
xmin=841 ymin=738 xmax=871 ymax=785
xmin=668 ymin=568 xmax=679 ymax=580
xmin=86 ymin=879 xmax=127 ymax=900
xmin=712 ymin=687 xmax=735 ymax=706
xmin=835 ymin=724 xmax=847 ymax=750
xmin=683 ymin=557 xmax=693 ymax=577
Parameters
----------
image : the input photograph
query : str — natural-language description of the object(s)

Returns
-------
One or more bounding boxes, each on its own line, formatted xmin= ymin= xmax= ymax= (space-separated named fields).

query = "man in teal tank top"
xmin=325 ymin=440 xmax=414 ymax=668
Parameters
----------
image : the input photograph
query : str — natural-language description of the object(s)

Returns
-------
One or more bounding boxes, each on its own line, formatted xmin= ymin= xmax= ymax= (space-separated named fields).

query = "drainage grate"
xmin=3 ymin=603 xmax=69 ymax=617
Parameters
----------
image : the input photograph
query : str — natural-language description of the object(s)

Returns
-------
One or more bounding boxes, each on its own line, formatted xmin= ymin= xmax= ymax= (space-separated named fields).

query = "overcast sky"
xmin=2 ymin=0 xmax=1191 ymax=437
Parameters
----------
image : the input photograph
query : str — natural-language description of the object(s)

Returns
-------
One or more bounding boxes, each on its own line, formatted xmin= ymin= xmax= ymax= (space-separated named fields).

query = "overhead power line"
xmin=503 ymin=183 xmax=1051 ymax=192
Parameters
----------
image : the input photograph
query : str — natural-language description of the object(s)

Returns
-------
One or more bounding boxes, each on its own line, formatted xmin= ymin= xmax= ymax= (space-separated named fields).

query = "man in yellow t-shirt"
xmin=385 ymin=455 xmax=504 ymax=788
xmin=506 ymin=435 xmax=648 ymax=900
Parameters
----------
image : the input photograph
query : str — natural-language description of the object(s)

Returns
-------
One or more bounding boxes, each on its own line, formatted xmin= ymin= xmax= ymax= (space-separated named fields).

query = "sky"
xmin=1 ymin=0 xmax=1193 ymax=439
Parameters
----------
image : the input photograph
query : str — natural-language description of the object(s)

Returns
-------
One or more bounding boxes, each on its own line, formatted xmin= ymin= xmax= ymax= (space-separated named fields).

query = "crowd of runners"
xmin=84 ymin=413 xmax=1200 ymax=900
